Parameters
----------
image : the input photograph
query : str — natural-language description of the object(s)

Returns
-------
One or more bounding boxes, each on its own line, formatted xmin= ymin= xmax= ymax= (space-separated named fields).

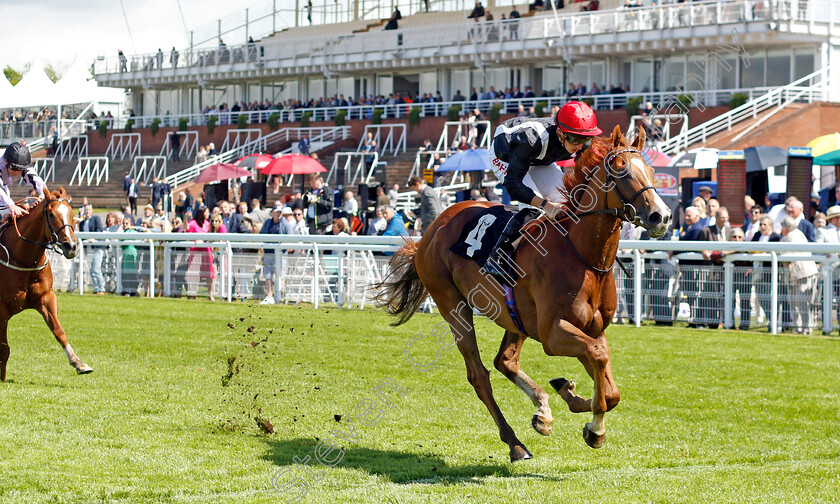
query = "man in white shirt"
xmin=743 ymin=205 xmax=762 ymax=241
xmin=817 ymin=205 xmax=840 ymax=245
xmin=387 ymin=184 xmax=400 ymax=208
xmin=343 ymin=190 xmax=359 ymax=215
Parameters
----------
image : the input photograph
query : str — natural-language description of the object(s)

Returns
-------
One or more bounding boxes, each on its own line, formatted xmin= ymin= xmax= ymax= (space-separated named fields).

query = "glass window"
xmin=567 ymin=62 xmax=588 ymax=90
xmin=794 ymin=48 xmax=815 ymax=80
xmin=590 ymin=61 xmax=605 ymax=91
xmin=632 ymin=59 xmax=653 ymax=93
xmin=741 ymin=51 xmax=765 ymax=88
xmin=719 ymin=55 xmax=738 ymax=89
xmin=451 ymin=70 xmax=469 ymax=99
xmin=543 ymin=66 xmax=563 ymax=95
xmin=419 ymin=71 xmax=437 ymax=96
xmin=662 ymin=56 xmax=685 ymax=92
xmin=766 ymin=50 xmax=791 ymax=86
xmin=308 ymin=78 xmax=324 ymax=100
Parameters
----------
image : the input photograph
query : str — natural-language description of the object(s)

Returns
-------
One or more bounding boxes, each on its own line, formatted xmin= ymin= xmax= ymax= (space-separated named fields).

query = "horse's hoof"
xmin=549 ymin=377 xmax=574 ymax=394
xmin=531 ymin=414 xmax=553 ymax=436
xmin=582 ymin=424 xmax=605 ymax=449
xmin=509 ymin=444 xmax=533 ymax=462
xmin=76 ymin=364 xmax=93 ymax=374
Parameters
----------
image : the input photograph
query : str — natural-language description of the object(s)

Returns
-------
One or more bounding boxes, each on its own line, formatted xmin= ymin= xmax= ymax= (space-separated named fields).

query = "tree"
xmin=44 ymin=64 xmax=62 ymax=84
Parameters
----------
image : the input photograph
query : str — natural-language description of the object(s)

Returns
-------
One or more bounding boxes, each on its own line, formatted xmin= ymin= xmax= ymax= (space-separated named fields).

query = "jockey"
xmin=0 ymin=142 xmax=46 ymax=220
xmin=484 ymin=101 xmax=602 ymax=280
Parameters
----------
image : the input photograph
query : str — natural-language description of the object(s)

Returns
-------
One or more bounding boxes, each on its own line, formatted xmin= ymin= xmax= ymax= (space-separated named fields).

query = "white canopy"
xmin=0 ymin=59 xmax=58 ymax=109
xmin=0 ymin=59 xmax=126 ymax=110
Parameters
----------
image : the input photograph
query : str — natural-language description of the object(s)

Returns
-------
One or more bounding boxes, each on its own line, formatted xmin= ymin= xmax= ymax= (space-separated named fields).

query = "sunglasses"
xmin=563 ymin=132 xmax=591 ymax=146
xmin=294 ymin=212 xmax=302 ymax=216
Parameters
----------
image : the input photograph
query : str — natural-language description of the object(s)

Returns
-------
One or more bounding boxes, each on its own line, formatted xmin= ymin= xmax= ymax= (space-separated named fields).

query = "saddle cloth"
xmin=450 ymin=205 xmax=525 ymax=267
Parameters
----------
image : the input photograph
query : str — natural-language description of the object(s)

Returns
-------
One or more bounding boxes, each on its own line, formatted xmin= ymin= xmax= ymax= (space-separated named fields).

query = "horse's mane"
xmin=560 ymin=136 xmax=611 ymax=201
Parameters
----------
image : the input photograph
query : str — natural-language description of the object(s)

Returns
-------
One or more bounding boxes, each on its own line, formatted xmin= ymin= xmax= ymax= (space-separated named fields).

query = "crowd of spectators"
xmin=615 ymin=187 xmax=835 ymax=333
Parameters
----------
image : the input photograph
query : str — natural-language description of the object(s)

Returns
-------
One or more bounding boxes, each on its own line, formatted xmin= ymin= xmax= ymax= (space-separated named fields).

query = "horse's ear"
xmin=632 ymin=127 xmax=646 ymax=151
xmin=610 ymin=124 xmax=625 ymax=148
xmin=42 ymin=187 xmax=51 ymax=199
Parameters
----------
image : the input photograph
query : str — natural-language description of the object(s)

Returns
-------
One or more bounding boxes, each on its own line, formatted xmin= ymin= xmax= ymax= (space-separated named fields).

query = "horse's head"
xmin=600 ymin=125 xmax=671 ymax=238
xmin=42 ymin=187 xmax=77 ymax=258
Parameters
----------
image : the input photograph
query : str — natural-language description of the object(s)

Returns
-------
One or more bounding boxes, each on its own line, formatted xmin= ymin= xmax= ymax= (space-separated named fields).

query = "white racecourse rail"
xmin=61 ymin=233 xmax=840 ymax=334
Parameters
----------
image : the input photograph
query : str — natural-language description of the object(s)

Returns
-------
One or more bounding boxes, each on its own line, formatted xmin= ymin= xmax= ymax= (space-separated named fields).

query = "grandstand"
xmin=2 ymin=0 xmax=839 ymax=208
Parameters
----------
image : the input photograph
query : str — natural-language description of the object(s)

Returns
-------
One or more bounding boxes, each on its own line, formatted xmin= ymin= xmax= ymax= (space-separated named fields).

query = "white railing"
xmin=130 ymin=156 xmax=168 ymax=185
xmin=220 ymin=128 xmax=263 ymax=154
xmin=19 ymin=158 xmax=55 ymax=184
xmin=105 ymin=133 xmax=142 ymax=160
xmin=327 ymin=152 xmax=380 ymax=187
xmin=63 ymin=233 xmax=840 ymax=334
xmin=357 ymin=124 xmax=407 ymax=157
xmin=166 ymin=125 xmax=351 ymax=188
xmin=628 ymin=114 xmax=688 ymax=144
xmin=658 ymin=68 xmax=830 ymax=155
xmin=69 ymin=157 xmax=109 ymax=186
xmin=159 ymin=131 xmax=200 ymax=161
xmin=0 ymin=120 xmax=57 ymax=142
xmin=55 ymin=135 xmax=89 ymax=162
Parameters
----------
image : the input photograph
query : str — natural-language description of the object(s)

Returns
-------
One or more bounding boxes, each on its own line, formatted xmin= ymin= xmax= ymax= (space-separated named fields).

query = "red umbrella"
xmin=261 ymin=154 xmax=327 ymax=175
xmin=195 ymin=162 xmax=253 ymax=183
xmin=234 ymin=153 xmax=274 ymax=171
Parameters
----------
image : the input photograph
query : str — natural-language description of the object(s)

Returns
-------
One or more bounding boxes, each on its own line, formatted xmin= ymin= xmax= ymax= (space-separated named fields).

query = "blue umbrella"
xmin=437 ymin=149 xmax=492 ymax=172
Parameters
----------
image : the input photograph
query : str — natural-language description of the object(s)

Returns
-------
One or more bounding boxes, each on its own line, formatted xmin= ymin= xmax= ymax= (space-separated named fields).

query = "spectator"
xmin=362 ymin=132 xmax=377 ymax=171
xmin=774 ymin=197 xmax=815 ymax=242
xmin=813 ymin=212 xmax=827 ymax=230
xmin=137 ymin=204 xmax=156 ymax=229
xmin=452 ymin=90 xmax=466 ymax=101
xmin=259 ymin=205 xmax=286 ymax=305
xmin=209 ymin=214 xmax=227 ymax=233
xmin=388 ymin=184 xmax=400 ymax=208
xmin=385 ymin=6 xmax=402 ymax=29
xmin=280 ymin=207 xmax=299 ymax=235
xmin=716 ymin=227 xmax=752 ymax=329
xmin=343 ymin=190 xmax=359 ymax=215
xmin=127 ymin=177 xmax=139 ymax=216
xmin=381 ymin=205 xmax=408 ymax=238
xmin=154 ymin=204 xmax=172 ymax=232
xmin=170 ymin=46 xmax=179 ymax=68
xmin=743 ymin=205 xmax=762 ymax=241
xmin=439 ymin=188 xmax=451 ymax=207
xmin=331 ymin=217 xmax=351 ymax=236
xmin=144 ymin=176 xmax=170 ymax=210
xmin=707 ymin=198 xmax=720 ymax=227
xmin=228 ymin=201 xmax=249 ymax=233
xmin=817 ymin=205 xmax=840 ymax=243
xmin=509 ymin=5 xmax=520 ymax=39
xmin=375 ymin=185 xmax=390 ymax=208
xmin=780 ymin=216 xmax=818 ymax=334
xmin=302 ymin=173 xmax=334 ymax=234
xmin=170 ymin=132 xmax=181 ymax=162
xmin=293 ymin=207 xmax=309 ymax=234
xmin=365 ymin=206 xmax=385 ymax=235
xmin=751 ymin=214 xmax=781 ymax=328
xmin=678 ymin=206 xmax=708 ymax=328
xmin=118 ymin=49 xmax=127 ymax=72
xmin=247 ymin=198 xmax=271 ymax=227
xmin=298 ymin=136 xmax=310 ymax=155
xmin=408 ymin=175 xmax=442 ymax=234
xmin=186 ymin=206 xmax=216 ymax=301
xmin=79 ymin=204 xmax=106 ymax=295
xmin=468 ymin=1 xmax=485 ymax=19
xmin=697 ymin=185 xmax=714 ymax=203
xmin=120 ymin=218 xmax=139 ymax=296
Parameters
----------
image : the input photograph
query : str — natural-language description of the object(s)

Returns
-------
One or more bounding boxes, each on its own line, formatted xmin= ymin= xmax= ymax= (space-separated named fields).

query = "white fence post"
xmin=723 ymin=261 xmax=733 ymax=329
xmin=771 ymin=252 xmax=778 ymax=335
xmin=633 ymin=250 xmax=642 ymax=327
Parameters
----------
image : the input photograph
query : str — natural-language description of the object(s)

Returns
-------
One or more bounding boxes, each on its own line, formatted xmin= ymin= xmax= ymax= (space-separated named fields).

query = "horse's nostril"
xmin=648 ymin=212 xmax=662 ymax=225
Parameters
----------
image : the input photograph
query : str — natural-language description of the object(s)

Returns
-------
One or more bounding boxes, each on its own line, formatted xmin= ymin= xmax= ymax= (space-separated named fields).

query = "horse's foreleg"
xmin=36 ymin=292 xmax=93 ymax=374
xmin=494 ymin=330 xmax=553 ymax=436
xmin=438 ymin=295 xmax=531 ymax=462
xmin=0 ymin=317 xmax=9 ymax=382
xmin=542 ymin=320 xmax=618 ymax=449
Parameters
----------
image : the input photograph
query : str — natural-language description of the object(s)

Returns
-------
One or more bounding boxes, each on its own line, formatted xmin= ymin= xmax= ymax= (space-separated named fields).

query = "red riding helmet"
xmin=555 ymin=101 xmax=602 ymax=136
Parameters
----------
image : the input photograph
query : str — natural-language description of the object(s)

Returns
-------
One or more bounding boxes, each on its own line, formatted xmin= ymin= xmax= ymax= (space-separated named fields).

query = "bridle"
xmin=572 ymin=147 xmax=658 ymax=227
xmin=555 ymin=147 xmax=658 ymax=275
xmin=0 ymin=197 xmax=74 ymax=271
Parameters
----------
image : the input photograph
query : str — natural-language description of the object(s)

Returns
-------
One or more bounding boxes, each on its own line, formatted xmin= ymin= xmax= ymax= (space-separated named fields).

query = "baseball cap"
xmin=698 ymin=186 xmax=713 ymax=193
xmin=272 ymin=204 xmax=284 ymax=213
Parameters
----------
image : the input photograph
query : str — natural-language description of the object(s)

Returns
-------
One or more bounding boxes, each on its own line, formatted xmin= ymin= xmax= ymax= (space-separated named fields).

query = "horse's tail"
xmin=373 ymin=239 xmax=428 ymax=326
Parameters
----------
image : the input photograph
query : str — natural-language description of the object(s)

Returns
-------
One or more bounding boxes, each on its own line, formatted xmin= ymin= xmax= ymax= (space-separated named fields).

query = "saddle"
xmin=450 ymin=205 xmax=541 ymax=268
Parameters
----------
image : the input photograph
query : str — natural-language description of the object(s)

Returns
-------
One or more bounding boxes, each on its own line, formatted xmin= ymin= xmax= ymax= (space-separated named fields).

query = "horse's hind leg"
xmin=494 ymin=330 xmax=553 ymax=436
xmin=0 ymin=317 xmax=10 ymax=382
xmin=438 ymin=295 xmax=532 ymax=462
xmin=35 ymin=292 xmax=93 ymax=374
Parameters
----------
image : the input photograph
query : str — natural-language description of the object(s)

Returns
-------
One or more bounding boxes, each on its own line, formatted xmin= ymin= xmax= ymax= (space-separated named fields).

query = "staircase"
xmin=658 ymin=68 xmax=831 ymax=155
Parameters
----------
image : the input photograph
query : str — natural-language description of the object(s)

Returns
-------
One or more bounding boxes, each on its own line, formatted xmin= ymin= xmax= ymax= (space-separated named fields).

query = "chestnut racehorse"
xmin=376 ymin=126 xmax=671 ymax=461
xmin=0 ymin=187 xmax=93 ymax=382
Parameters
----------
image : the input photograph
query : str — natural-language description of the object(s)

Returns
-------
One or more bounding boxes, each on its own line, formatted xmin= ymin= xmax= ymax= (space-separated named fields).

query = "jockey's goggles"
xmin=563 ymin=131 xmax=591 ymax=146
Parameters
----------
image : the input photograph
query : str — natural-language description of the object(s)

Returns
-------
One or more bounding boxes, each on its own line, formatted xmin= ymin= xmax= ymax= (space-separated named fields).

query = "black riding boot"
xmin=483 ymin=215 xmax=524 ymax=284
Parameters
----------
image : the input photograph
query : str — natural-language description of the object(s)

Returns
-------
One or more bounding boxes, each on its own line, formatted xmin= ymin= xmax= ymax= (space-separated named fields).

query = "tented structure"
xmin=0 ymin=59 xmax=126 ymax=114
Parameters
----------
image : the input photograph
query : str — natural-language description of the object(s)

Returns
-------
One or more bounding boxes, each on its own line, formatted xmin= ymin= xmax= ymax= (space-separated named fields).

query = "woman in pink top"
xmin=186 ymin=206 xmax=216 ymax=300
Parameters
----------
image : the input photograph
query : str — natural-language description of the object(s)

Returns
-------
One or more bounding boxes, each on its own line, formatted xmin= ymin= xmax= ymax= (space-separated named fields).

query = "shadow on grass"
xmin=263 ymin=438 xmax=561 ymax=485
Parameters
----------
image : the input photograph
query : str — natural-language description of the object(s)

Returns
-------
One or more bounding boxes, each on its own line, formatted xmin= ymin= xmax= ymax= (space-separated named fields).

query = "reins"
xmin=547 ymin=147 xmax=656 ymax=275
xmin=0 ymin=196 xmax=73 ymax=271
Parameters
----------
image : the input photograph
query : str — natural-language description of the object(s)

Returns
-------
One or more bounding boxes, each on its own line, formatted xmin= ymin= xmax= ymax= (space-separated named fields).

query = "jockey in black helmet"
xmin=0 ymin=142 xmax=47 ymax=220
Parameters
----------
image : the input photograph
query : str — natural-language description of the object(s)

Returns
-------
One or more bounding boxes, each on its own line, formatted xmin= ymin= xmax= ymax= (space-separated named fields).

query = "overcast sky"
xmin=0 ymin=0 xmax=249 ymax=73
